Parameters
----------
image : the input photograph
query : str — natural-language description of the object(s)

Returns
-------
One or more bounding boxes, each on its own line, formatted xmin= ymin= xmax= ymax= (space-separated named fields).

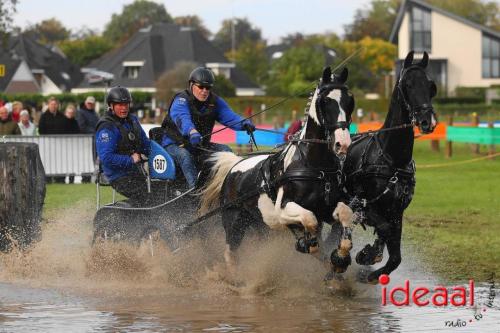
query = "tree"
xmin=155 ymin=61 xmax=197 ymax=104
xmin=103 ymin=0 xmax=173 ymax=43
xmin=174 ymin=15 xmax=211 ymax=39
xmin=266 ymin=41 xmax=325 ymax=96
xmin=229 ymin=39 xmax=268 ymax=85
xmin=0 ymin=0 xmax=17 ymax=39
xmin=213 ymin=17 xmax=264 ymax=53
xmin=213 ymin=74 xmax=236 ymax=97
xmin=344 ymin=0 xmax=401 ymax=41
xmin=24 ymin=18 xmax=70 ymax=44
xmin=335 ymin=37 xmax=396 ymax=93
xmin=425 ymin=0 xmax=500 ymax=30
xmin=58 ymin=36 xmax=113 ymax=67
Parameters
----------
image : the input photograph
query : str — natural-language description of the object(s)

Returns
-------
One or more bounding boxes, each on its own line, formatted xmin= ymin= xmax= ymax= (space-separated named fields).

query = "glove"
xmin=189 ymin=131 xmax=202 ymax=147
xmin=242 ymin=120 xmax=256 ymax=134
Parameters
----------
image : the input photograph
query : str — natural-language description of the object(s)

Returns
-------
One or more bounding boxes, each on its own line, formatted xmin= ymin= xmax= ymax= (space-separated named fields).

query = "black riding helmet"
xmin=189 ymin=67 xmax=215 ymax=87
xmin=106 ymin=86 xmax=132 ymax=106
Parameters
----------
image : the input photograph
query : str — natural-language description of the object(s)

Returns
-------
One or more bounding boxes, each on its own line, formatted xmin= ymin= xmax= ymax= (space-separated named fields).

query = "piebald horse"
xmin=343 ymin=51 xmax=438 ymax=283
xmin=199 ymin=67 xmax=356 ymax=276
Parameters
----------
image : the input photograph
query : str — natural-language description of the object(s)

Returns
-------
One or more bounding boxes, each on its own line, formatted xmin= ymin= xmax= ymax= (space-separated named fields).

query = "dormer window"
xmin=122 ymin=61 xmax=144 ymax=79
xmin=410 ymin=6 xmax=431 ymax=52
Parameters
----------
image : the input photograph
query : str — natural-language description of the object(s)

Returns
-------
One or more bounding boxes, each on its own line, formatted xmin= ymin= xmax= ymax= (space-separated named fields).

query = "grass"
xmin=42 ymin=141 xmax=499 ymax=282
xmin=404 ymin=141 xmax=500 ymax=281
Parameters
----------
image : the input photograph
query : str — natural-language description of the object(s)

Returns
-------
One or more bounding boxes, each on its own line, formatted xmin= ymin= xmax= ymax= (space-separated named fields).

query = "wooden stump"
xmin=0 ymin=142 xmax=46 ymax=251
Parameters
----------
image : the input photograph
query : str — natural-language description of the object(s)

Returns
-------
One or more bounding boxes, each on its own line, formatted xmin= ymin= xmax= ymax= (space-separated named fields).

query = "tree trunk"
xmin=0 ymin=142 xmax=46 ymax=251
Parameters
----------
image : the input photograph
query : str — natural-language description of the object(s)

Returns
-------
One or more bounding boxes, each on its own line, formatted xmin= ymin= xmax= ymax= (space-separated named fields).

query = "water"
xmin=0 ymin=204 xmax=499 ymax=332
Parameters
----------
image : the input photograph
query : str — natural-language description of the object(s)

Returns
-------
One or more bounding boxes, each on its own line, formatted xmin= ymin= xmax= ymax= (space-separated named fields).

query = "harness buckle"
xmin=319 ymin=171 xmax=325 ymax=179
xmin=389 ymin=175 xmax=398 ymax=184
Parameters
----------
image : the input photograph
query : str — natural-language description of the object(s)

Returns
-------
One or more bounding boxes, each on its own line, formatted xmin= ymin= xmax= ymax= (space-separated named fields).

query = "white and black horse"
xmin=342 ymin=51 xmax=438 ymax=283
xmin=199 ymin=67 xmax=356 ymax=276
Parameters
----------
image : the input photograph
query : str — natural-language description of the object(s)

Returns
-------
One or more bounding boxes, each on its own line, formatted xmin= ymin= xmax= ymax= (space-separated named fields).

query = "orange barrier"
xmin=416 ymin=122 xmax=446 ymax=140
xmin=356 ymin=121 xmax=383 ymax=133
xmin=355 ymin=121 xmax=447 ymax=140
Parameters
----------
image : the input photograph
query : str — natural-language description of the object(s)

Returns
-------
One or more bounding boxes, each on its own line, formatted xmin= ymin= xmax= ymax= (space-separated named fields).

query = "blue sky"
xmin=14 ymin=0 xmax=371 ymax=43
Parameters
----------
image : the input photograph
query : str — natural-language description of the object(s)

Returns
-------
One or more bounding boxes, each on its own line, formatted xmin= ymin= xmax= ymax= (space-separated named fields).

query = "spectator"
xmin=11 ymin=101 xmax=23 ymax=123
xmin=76 ymin=96 xmax=99 ymax=134
xmin=0 ymin=106 xmax=21 ymax=135
xmin=63 ymin=104 xmax=80 ymax=134
xmin=18 ymin=110 xmax=37 ymax=136
xmin=38 ymin=97 xmax=68 ymax=134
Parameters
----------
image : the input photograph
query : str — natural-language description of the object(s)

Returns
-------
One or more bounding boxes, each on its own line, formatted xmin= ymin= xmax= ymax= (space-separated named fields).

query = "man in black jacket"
xmin=38 ymin=97 xmax=68 ymax=134
xmin=76 ymin=96 xmax=99 ymax=134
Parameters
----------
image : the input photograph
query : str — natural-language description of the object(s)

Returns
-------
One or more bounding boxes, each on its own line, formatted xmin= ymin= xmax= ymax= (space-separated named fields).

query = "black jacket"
xmin=38 ymin=111 xmax=69 ymax=134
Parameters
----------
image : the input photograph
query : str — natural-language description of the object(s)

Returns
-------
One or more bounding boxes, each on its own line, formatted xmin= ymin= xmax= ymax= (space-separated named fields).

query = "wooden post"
xmin=488 ymin=121 xmax=496 ymax=160
xmin=430 ymin=140 xmax=440 ymax=152
xmin=471 ymin=112 xmax=480 ymax=155
xmin=0 ymin=142 xmax=45 ymax=251
xmin=445 ymin=115 xmax=453 ymax=158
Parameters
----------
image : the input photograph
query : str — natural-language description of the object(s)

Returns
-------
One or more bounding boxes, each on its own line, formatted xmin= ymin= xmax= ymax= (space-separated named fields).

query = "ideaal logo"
xmin=379 ymin=274 xmax=474 ymax=307
xmin=379 ymin=273 xmax=496 ymax=328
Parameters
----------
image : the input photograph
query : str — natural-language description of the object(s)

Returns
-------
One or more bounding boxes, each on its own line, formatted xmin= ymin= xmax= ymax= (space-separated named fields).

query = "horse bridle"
xmin=315 ymin=82 xmax=352 ymax=143
xmin=397 ymin=65 xmax=436 ymax=126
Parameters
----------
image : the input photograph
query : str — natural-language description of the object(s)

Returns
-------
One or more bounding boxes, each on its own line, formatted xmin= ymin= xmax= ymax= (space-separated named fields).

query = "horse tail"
xmin=198 ymin=152 xmax=243 ymax=215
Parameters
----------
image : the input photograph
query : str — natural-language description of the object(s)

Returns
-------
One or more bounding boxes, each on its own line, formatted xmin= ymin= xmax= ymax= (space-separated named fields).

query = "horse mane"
xmin=198 ymin=152 xmax=243 ymax=215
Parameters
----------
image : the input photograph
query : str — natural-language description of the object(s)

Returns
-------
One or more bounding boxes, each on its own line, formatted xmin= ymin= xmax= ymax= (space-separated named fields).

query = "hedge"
xmin=0 ymin=91 xmax=153 ymax=108
xmin=1 ymin=92 xmax=498 ymax=121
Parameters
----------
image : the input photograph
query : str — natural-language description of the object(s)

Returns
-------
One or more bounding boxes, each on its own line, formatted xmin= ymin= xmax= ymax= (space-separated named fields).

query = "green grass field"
xmin=43 ymin=141 xmax=499 ymax=282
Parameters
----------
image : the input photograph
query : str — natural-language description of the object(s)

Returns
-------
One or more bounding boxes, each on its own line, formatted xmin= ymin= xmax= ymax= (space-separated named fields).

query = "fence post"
xmin=471 ymin=112 xmax=480 ymax=155
xmin=488 ymin=121 xmax=495 ymax=160
xmin=445 ymin=115 xmax=453 ymax=158
xmin=430 ymin=139 xmax=440 ymax=152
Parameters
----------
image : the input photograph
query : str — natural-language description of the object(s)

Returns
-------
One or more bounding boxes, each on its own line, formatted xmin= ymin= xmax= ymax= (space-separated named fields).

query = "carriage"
xmin=92 ymin=53 xmax=438 ymax=283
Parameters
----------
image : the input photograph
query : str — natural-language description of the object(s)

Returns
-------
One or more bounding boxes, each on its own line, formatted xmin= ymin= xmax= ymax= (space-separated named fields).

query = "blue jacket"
xmin=161 ymin=93 xmax=246 ymax=146
xmin=95 ymin=113 xmax=150 ymax=182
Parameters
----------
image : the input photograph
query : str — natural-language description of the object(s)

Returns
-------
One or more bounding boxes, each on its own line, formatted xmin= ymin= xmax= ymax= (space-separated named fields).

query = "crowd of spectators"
xmin=0 ymin=96 xmax=99 ymax=136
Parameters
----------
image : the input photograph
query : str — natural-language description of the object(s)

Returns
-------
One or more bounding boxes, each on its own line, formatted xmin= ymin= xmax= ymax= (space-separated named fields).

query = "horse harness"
xmin=346 ymin=135 xmax=415 ymax=212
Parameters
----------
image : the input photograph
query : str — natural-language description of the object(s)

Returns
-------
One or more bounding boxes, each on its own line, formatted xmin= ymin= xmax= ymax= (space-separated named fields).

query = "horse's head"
xmin=313 ymin=66 xmax=354 ymax=155
xmin=399 ymin=51 xmax=438 ymax=134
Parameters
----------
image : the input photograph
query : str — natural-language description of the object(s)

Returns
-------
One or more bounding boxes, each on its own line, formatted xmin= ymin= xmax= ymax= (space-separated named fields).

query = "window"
xmin=122 ymin=61 xmax=144 ymax=79
xmin=482 ymin=34 xmax=500 ymax=78
xmin=123 ymin=66 xmax=140 ymax=79
xmin=410 ymin=6 xmax=431 ymax=52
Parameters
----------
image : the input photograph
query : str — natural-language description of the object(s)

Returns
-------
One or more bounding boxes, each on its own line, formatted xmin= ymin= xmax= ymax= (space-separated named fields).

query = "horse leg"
xmin=329 ymin=202 xmax=355 ymax=274
xmin=365 ymin=217 xmax=402 ymax=284
xmin=278 ymin=201 xmax=319 ymax=253
xmin=222 ymin=207 xmax=251 ymax=272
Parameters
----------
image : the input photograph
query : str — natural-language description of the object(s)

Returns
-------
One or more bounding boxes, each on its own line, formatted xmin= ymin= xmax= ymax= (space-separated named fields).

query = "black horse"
xmin=342 ymin=51 xmax=437 ymax=283
xmin=199 ymin=67 xmax=356 ymax=275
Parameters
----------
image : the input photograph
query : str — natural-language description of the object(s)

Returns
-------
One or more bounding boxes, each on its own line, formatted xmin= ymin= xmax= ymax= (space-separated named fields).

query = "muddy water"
xmin=0 ymin=205 xmax=499 ymax=332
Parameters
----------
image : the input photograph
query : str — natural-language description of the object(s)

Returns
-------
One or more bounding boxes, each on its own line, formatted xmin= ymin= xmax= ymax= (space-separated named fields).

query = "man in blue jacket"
xmin=96 ymin=86 xmax=157 ymax=204
xmin=161 ymin=67 xmax=255 ymax=189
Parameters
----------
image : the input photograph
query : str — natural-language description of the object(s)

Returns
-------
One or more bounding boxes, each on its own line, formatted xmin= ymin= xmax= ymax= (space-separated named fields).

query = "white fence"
xmin=2 ymin=135 xmax=95 ymax=176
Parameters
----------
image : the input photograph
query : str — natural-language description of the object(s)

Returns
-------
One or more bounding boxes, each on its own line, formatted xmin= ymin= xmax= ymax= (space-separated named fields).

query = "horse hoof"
xmin=355 ymin=244 xmax=383 ymax=266
xmin=330 ymin=249 xmax=351 ymax=273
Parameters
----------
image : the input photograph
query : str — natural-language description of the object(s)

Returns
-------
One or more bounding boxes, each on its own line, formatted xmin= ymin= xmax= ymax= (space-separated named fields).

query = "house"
xmin=389 ymin=0 xmax=500 ymax=96
xmin=0 ymin=34 xmax=82 ymax=94
xmin=74 ymin=23 xmax=264 ymax=97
